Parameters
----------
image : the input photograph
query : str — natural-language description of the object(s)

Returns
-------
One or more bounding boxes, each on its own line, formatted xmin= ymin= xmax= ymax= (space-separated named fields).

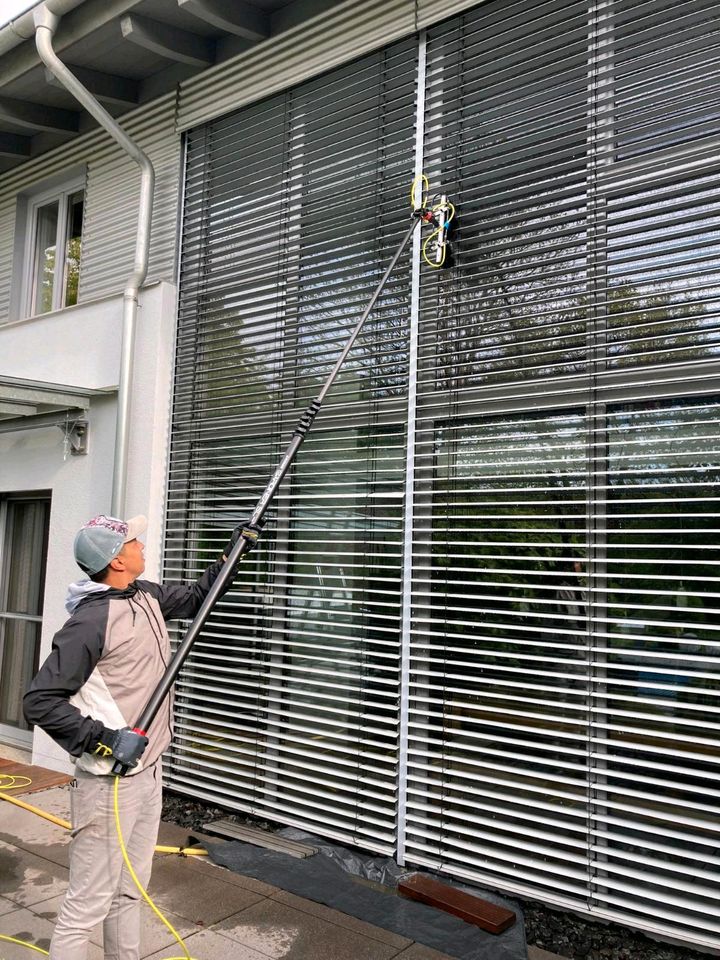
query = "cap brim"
xmin=124 ymin=515 xmax=148 ymax=542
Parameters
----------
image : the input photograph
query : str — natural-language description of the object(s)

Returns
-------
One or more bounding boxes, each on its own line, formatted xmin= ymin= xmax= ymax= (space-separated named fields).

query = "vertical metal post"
xmin=396 ymin=28 xmax=428 ymax=867
xmin=586 ymin=0 xmax=614 ymax=910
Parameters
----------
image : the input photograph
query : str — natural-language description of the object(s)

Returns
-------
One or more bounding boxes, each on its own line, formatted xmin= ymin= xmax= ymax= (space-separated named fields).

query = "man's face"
xmin=118 ymin=538 xmax=145 ymax=579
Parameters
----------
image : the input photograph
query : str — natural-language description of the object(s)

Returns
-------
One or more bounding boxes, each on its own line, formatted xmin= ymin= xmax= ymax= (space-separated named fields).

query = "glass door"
xmin=0 ymin=495 xmax=50 ymax=747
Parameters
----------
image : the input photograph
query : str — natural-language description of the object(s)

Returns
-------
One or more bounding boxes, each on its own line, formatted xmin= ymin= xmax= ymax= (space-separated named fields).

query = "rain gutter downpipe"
xmin=34 ymin=4 xmax=155 ymax=516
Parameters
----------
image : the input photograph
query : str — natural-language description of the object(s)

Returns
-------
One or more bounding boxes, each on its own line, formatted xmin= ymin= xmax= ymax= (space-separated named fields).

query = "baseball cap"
xmin=74 ymin=514 xmax=147 ymax=575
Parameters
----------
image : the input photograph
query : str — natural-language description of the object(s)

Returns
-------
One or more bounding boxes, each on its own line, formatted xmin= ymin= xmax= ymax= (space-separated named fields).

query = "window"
xmin=168 ymin=39 xmax=418 ymax=849
xmin=0 ymin=494 xmax=50 ymax=745
xmin=168 ymin=0 xmax=720 ymax=947
xmin=24 ymin=181 xmax=84 ymax=317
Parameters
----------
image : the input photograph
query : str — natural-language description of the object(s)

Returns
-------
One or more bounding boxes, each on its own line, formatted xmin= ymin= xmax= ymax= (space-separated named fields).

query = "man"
xmin=23 ymin=513 xmax=246 ymax=960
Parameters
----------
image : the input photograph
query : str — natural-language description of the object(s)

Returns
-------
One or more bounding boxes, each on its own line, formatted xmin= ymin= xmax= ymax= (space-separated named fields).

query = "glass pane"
xmin=63 ymin=190 xmax=84 ymax=308
xmin=614 ymin=0 xmax=720 ymax=160
xmin=32 ymin=200 xmax=59 ymax=315
xmin=407 ymin=408 xmax=591 ymax=884
xmin=598 ymin=395 xmax=720 ymax=902
xmin=420 ymin=6 xmax=590 ymax=394
xmin=2 ymin=499 xmax=50 ymax=616
xmin=0 ymin=618 xmax=41 ymax=729
xmin=606 ymin=173 xmax=720 ymax=370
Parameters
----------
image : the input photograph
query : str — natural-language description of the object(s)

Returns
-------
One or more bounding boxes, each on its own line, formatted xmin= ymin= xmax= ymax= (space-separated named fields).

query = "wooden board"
xmin=0 ymin=758 xmax=73 ymax=796
xmin=204 ymin=820 xmax=317 ymax=858
xmin=398 ymin=873 xmax=516 ymax=935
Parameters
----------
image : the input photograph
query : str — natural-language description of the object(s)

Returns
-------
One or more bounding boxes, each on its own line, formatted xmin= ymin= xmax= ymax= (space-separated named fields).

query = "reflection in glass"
xmin=409 ymin=409 xmax=590 ymax=879
xmin=606 ymin=174 xmax=719 ymax=369
xmin=0 ymin=499 xmax=49 ymax=730
xmin=0 ymin=620 xmax=41 ymax=729
xmin=63 ymin=191 xmax=84 ymax=307
xmin=599 ymin=395 xmax=720 ymax=900
xmin=32 ymin=200 xmax=59 ymax=315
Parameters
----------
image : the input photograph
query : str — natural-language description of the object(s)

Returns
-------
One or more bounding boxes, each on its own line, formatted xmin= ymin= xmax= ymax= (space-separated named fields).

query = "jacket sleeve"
xmin=138 ymin=558 xmax=231 ymax=621
xmin=23 ymin=617 xmax=112 ymax=758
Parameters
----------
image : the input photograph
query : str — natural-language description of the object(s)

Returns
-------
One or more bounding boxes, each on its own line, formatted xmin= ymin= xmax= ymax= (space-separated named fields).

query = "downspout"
xmin=34 ymin=4 xmax=155 ymax=517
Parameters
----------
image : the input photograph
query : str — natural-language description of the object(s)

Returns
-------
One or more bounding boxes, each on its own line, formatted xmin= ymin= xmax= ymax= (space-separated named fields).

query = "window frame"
xmin=21 ymin=175 xmax=85 ymax=319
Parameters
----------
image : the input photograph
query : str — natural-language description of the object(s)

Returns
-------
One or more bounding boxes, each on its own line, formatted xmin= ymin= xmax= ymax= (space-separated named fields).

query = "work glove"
xmin=94 ymin=727 xmax=148 ymax=769
xmin=224 ymin=519 xmax=265 ymax=559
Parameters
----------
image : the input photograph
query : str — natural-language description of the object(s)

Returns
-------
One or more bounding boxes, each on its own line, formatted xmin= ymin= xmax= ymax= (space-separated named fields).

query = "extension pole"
xmin=112 ymin=214 xmax=422 ymax=775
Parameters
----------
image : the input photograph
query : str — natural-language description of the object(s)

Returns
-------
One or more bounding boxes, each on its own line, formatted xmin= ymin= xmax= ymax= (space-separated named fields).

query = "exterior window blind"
xmin=169 ymin=0 xmax=720 ymax=947
xmin=167 ymin=38 xmax=418 ymax=851
xmin=405 ymin=0 xmax=720 ymax=948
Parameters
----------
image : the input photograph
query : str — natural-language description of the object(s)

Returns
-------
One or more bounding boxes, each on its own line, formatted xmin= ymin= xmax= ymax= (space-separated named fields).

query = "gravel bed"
xmin=162 ymin=791 xmax=711 ymax=960
xmin=521 ymin=900 xmax=711 ymax=960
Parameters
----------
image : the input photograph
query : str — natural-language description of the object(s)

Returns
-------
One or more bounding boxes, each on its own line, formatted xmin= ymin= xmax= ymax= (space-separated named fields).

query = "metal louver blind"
xmin=169 ymin=0 xmax=720 ymax=946
xmin=404 ymin=0 xmax=720 ymax=949
xmin=166 ymin=38 xmax=418 ymax=851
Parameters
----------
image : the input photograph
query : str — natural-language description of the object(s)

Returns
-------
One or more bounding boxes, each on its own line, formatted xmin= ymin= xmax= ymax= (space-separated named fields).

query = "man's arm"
xmin=23 ymin=618 xmax=114 ymax=757
xmin=138 ymin=557 xmax=229 ymax=621
xmin=141 ymin=521 xmax=265 ymax=621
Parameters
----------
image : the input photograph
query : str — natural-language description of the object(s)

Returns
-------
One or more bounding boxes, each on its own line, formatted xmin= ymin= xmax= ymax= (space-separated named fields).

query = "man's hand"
xmin=223 ymin=520 xmax=264 ymax=560
xmin=95 ymin=728 xmax=148 ymax=769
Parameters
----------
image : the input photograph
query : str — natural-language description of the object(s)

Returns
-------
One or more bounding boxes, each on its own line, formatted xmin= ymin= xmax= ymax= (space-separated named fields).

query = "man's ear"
xmin=108 ymin=552 xmax=126 ymax=571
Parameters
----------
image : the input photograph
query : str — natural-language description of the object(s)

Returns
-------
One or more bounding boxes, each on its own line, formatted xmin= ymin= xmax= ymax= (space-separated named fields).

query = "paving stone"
xmin=28 ymin=891 xmax=201 ymax=955
xmin=0 ymin=786 xmax=71 ymax=868
xmin=212 ymin=897 xmax=400 ymax=960
xmin=136 ymin=902 xmax=205 ymax=958
xmin=0 ymin=904 xmax=102 ymax=959
xmin=156 ymin=817 xmax=201 ymax=848
xmin=26 ymin=894 xmax=99 ymax=943
xmin=270 ymin=888 xmax=412 ymax=949
xmin=0 ymin=895 xmax=19 ymax=917
xmin=148 ymin=855 xmax=267 ymax=926
xmin=174 ymin=847 xmax=280 ymax=898
xmin=392 ymin=945 xmax=458 ymax=960
xmin=0 ymin=839 xmax=69 ymax=908
xmin=142 ymin=926 xmax=269 ymax=960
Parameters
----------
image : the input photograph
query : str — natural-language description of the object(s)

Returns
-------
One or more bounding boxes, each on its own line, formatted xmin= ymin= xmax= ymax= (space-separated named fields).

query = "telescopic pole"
xmin=112 ymin=213 xmax=423 ymax=775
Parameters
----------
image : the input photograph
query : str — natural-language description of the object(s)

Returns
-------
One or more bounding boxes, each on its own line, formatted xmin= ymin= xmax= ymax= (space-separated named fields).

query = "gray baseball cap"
xmin=74 ymin=514 xmax=147 ymax=575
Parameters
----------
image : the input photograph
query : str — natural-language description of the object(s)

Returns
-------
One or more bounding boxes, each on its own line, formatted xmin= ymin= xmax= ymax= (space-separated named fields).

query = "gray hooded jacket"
xmin=24 ymin=561 xmax=227 ymax=776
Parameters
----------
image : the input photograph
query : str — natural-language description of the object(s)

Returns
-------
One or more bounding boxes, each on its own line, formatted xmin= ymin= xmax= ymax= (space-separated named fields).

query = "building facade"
xmin=1 ymin=0 xmax=718 ymax=950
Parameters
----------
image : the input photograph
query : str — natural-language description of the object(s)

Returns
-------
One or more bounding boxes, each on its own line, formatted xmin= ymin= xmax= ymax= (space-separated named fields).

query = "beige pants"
xmin=49 ymin=761 xmax=162 ymax=960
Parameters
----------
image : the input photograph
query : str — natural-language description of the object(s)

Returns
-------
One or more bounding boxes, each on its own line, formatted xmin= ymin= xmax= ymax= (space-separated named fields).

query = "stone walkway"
xmin=0 ymin=779 xmax=457 ymax=960
xmin=0 ymin=745 xmax=561 ymax=960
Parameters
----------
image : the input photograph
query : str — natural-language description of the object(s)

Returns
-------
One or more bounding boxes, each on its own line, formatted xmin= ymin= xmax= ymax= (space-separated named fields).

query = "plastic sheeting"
xmin=203 ymin=829 xmax=527 ymax=960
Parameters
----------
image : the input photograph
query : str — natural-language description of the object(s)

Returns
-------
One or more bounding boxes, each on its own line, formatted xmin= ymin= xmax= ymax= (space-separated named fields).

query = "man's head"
xmin=74 ymin=514 xmax=147 ymax=585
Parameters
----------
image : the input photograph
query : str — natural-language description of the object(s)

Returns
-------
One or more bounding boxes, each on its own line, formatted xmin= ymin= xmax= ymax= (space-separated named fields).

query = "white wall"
xmin=0 ymin=281 xmax=176 ymax=772
xmin=0 ymin=289 xmax=121 ymax=389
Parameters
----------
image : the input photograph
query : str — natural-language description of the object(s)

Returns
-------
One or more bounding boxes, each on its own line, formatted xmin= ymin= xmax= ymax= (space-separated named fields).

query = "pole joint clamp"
xmin=293 ymin=399 xmax=322 ymax=438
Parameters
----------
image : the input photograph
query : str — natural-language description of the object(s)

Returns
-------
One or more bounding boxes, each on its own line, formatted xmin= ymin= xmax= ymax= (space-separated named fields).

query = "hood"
xmin=65 ymin=578 xmax=110 ymax=614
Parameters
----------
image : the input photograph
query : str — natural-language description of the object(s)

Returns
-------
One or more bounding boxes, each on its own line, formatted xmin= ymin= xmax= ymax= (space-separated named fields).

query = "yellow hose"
xmin=0 ymin=934 xmax=49 ymax=955
xmin=0 ymin=773 xmax=206 ymax=958
xmin=0 ymin=788 xmax=208 ymax=855
xmin=113 ymin=775 xmax=198 ymax=960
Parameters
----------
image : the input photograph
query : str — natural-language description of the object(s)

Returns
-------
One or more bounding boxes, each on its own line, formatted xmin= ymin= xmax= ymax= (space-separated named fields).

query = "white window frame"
xmin=21 ymin=175 xmax=85 ymax=319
